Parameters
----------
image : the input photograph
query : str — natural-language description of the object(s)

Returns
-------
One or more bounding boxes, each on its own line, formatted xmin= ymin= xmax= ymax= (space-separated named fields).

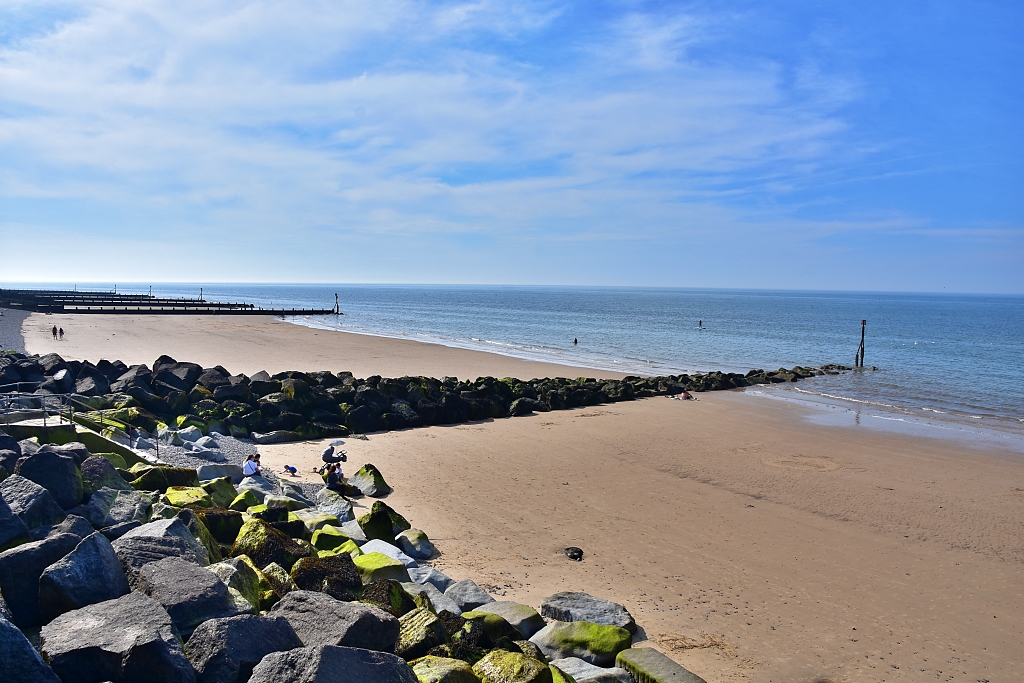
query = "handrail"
xmin=0 ymin=389 xmax=157 ymax=457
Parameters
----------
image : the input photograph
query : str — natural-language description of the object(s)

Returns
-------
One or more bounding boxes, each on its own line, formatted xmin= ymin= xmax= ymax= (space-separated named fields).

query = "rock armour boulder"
xmin=186 ymin=614 xmax=303 ymax=683
xmin=362 ymin=539 xmax=419 ymax=568
xmin=444 ymin=578 xmax=495 ymax=612
xmin=351 ymin=463 xmax=392 ymax=497
xmin=0 ymin=532 xmax=80 ymax=627
xmin=615 ymin=647 xmax=708 ymax=683
xmin=396 ymin=528 xmax=435 ymax=560
xmin=80 ymin=456 xmax=132 ymax=498
xmin=38 ymin=532 xmax=131 ymax=622
xmin=229 ymin=517 xmax=309 ymax=571
xmin=112 ymin=517 xmax=209 ymax=587
xmin=472 ymin=649 xmax=552 ymax=683
xmin=40 ymin=590 xmax=196 ymax=683
xmin=540 ymin=592 xmax=636 ymax=633
xmin=0 ymin=492 xmax=29 ymax=550
xmin=250 ymin=644 xmax=418 ymax=683
xmin=411 ymin=655 xmax=478 ymax=683
xmin=138 ymin=556 xmax=250 ymax=637
xmin=472 ymin=601 xmax=547 ymax=639
xmin=0 ymin=614 xmax=62 ymax=683
xmin=270 ymin=590 xmax=400 ymax=652
xmin=0 ymin=474 xmax=65 ymax=529
xmin=551 ymin=657 xmax=633 ymax=683
xmin=529 ymin=621 xmax=632 ymax=667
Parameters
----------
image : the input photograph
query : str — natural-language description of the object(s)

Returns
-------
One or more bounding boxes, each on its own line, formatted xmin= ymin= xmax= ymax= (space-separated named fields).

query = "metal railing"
xmin=0 ymin=389 xmax=157 ymax=457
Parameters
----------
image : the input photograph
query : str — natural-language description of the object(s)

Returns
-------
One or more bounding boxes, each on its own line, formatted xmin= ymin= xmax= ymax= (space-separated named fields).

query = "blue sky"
xmin=0 ymin=0 xmax=1021 ymax=292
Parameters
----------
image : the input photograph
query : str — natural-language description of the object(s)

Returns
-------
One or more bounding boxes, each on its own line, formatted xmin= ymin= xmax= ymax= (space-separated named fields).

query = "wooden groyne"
xmin=0 ymin=288 xmax=335 ymax=316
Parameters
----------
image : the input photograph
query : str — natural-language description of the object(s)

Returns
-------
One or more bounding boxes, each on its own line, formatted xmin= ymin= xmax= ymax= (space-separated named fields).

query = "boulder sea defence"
xmin=1 ymin=350 xmax=847 ymax=445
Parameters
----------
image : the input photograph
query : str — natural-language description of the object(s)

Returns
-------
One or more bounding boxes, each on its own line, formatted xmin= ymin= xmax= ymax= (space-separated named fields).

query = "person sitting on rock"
xmin=242 ymin=453 xmax=262 ymax=477
xmin=325 ymin=463 xmax=348 ymax=497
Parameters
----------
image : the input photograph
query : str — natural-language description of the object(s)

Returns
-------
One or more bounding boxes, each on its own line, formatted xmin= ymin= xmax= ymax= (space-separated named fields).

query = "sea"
xmin=6 ymin=283 xmax=1024 ymax=450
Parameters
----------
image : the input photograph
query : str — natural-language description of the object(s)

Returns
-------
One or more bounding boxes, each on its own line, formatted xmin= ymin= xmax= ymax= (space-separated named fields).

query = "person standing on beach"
xmin=59 ymin=327 xmax=64 ymax=340
xmin=52 ymin=325 xmax=57 ymax=340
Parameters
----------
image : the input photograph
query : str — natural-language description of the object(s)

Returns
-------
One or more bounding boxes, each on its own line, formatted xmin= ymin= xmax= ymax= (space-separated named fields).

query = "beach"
xmin=21 ymin=312 xmax=1024 ymax=682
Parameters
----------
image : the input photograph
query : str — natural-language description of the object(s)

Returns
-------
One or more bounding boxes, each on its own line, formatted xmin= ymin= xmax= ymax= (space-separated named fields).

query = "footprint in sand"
xmin=763 ymin=454 xmax=842 ymax=472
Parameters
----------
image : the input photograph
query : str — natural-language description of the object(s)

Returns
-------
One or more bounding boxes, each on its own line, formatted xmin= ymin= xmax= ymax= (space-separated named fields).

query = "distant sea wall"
xmin=1 ymin=351 xmax=851 ymax=444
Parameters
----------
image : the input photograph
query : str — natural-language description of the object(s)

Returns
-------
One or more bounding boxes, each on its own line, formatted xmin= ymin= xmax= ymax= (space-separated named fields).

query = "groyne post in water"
xmin=856 ymin=319 xmax=866 ymax=367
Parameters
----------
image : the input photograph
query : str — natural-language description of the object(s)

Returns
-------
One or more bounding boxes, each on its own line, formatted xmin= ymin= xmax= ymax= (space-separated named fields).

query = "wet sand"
xmin=24 ymin=312 xmax=1024 ymax=682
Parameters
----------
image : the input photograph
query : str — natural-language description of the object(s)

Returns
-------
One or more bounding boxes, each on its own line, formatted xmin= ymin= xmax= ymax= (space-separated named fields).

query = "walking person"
xmin=59 ymin=327 xmax=64 ymax=340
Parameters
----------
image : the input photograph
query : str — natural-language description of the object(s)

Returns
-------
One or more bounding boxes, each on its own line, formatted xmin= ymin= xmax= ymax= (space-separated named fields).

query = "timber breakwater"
xmin=0 ymin=289 xmax=334 ymax=315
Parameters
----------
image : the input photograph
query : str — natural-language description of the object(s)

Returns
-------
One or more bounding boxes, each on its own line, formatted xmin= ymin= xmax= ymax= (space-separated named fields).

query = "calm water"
xmin=7 ymin=283 xmax=1024 ymax=442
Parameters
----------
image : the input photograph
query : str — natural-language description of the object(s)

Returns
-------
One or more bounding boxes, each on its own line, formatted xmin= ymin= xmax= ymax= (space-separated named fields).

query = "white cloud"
xmin=7 ymin=0 xmax=983 ymax=289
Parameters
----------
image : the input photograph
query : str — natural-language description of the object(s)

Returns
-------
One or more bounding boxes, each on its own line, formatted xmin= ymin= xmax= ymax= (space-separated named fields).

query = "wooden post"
xmin=335 ymin=293 xmax=339 ymax=315
xmin=858 ymin=320 xmax=866 ymax=367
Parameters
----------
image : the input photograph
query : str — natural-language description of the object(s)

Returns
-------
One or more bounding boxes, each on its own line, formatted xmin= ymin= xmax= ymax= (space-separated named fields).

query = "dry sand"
xmin=24 ymin=312 xmax=1024 ymax=682
xmin=23 ymin=313 xmax=620 ymax=380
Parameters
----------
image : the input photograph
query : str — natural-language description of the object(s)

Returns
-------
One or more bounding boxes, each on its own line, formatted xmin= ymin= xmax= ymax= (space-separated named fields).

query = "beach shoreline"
xmin=15 ymin=310 xmax=1024 ymax=681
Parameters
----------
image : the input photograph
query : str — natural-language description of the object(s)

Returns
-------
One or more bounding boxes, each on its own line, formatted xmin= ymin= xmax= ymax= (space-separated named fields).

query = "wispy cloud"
xmin=0 ymin=0 xmax=1019 ymax=292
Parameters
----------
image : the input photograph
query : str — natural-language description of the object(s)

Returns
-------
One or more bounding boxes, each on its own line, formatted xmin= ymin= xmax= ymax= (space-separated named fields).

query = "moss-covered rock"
xmin=291 ymin=508 xmax=340 ymax=534
xmin=361 ymin=578 xmax=418 ymax=617
xmin=264 ymin=494 xmax=309 ymax=512
xmin=96 ymin=452 xmax=128 ymax=470
xmin=462 ymin=611 xmax=521 ymax=646
xmin=472 ymin=650 xmax=552 ymax=683
xmin=196 ymin=509 xmax=245 ymax=545
xmin=130 ymin=466 xmax=200 ymax=493
xmin=207 ymin=556 xmax=262 ymax=613
xmin=351 ymin=463 xmax=393 ymax=497
xmin=548 ymin=664 xmax=577 ymax=683
xmin=615 ymin=647 xmax=706 ymax=683
xmin=516 ymin=641 xmax=547 ymax=663
xmin=358 ymin=501 xmax=403 ymax=542
xmin=311 ymin=524 xmax=352 ymax=552
xmin=474 ymin=602 xmax=546 ymax=639
xmin=528 ymin=622 xmax=632 ymax=667
xmin=161 ymin=486 xmax=213 ymax=508
xmin=397 ymin=607 xmax=449 ymax=661
xmin=200 ymin=476 xmax=238 ymax=509
xmin=353 ymin=551 xmax=410 ymax=584
xmin=289 ymin=554 xmax=362 ymax=601
xmin=228 ymin=489 xmax=259 ymax=511
xmin=175 ymin=415 xmax=207 ymax=431
xmin=318 ymin=539 xmax=362 ymax=560
xmin=260 ymin=561 xmax=296 ymax=603
xmin=411 ymin=656 xmax=479 ymax=683
xmin=229 ymin=517 xmax=310 ymax=571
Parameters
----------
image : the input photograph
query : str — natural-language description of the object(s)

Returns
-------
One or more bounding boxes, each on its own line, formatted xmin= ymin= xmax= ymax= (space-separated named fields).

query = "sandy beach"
xmin=21 ymin=312 xmax=1024 ymax=682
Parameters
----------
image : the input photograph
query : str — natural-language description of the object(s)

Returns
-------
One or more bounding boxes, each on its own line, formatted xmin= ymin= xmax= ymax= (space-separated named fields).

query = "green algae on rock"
xmin=411 ymin=655 xmax=479 ymax=683
xmin=362 ymin=578 xmax=418 ymax=617
xmin=461 ymin=611 xmax=522 ymax=646
xmin=529 ymin=621 xmax=632 ymax=667
xmin=161 ymin=486 xmax=213 ymax=509
xmin=351 ymin=463 xmax=393 ymax=497
xmin=472 ymin=649 xmax=553 ymax=683
xmin=358 ymin=502 xmax=400 ymax=542
xmin=199 ymin=476 xmax=238 ymax=509
xmin=353 ymin=551 xmax=411 ymax=584
xmin=229 ymin=489 xmax=259 ymax=511
xmin=229 ymin=518 xmax=310 ymax=571
xmin=397 ymin=608 xmax=449 ymax=660
xmin=311 ymin=524 xmax=352 ymax=552
xmin=615 ymin=647 xmax=707 ymax=683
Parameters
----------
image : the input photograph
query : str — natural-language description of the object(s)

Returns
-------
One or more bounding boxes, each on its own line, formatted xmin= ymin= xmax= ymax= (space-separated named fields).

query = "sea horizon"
xmin=3 ymin=282 xmax=1023 ymax=451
